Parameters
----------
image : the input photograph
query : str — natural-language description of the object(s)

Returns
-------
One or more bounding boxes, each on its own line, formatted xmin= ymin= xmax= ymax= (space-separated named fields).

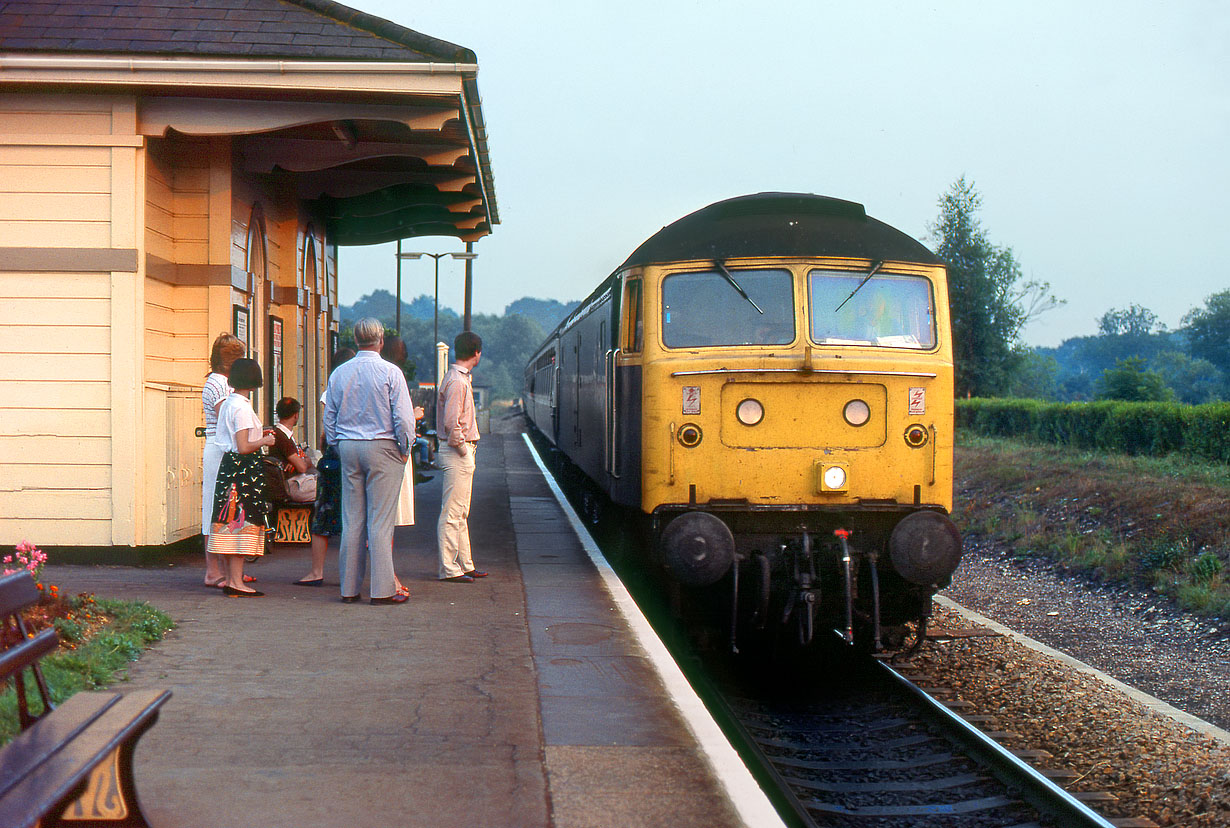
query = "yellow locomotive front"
xmin=620 ymin=194 xmax=962 ymax=649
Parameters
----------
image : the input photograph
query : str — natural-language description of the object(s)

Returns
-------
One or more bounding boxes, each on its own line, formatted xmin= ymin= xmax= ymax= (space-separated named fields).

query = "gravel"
xmin=912 ymin=542 xmax=1230 ymax=827
xmin=943 ymin=542 xmax=1230 ymax=731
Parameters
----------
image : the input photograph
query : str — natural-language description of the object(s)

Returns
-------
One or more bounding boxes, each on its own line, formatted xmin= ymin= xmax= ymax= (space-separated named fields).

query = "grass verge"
xmin=0 ymin=595 xmax=174 ymax=745
xmin=954 ymin=433 xmax=1230 ymax=620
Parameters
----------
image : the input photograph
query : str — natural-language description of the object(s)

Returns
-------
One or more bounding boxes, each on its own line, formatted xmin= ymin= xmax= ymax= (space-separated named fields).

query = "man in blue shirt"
xmin=323 ymin=317 xmax=415 ymax=605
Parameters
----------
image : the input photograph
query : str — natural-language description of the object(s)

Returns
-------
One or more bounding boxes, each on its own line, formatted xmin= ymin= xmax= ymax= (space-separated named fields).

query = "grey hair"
xmin=353 ymin=317 xmax=385 ymax=347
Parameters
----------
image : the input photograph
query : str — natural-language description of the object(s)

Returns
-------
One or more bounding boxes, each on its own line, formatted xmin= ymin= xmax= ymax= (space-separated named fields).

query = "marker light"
xmin=678 ymin=423 xmax=703 ymax=447
xmin=736 ymin=398 xmax=764 ymax=426
xmin=904 ymin=424 xmax=929 ymax=447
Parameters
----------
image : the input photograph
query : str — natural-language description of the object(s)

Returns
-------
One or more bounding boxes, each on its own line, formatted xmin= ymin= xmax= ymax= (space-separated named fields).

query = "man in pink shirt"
xmin=436 ymin=331 xmax=488 ymax=582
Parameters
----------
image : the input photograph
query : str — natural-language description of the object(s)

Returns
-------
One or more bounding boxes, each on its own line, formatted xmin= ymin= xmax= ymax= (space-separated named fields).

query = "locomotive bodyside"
xmin=526 ymin=193 xmax=961 ymax=649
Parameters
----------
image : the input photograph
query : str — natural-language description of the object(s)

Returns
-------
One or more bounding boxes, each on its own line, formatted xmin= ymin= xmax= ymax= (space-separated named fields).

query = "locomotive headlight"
xmin=735 ymin=398 xmax=764 ymax=426
xmin=821 ymin=464 xmax=848 ymax=492
xmin=677 ymin=423 xmax=703 ymax=447
xmin=843 ymin=399 xmax=871 ymax=427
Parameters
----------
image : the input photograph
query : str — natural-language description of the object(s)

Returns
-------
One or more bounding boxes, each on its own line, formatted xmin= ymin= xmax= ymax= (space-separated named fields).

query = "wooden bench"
xmin=0 ymin=571 xmax=170 ymax=828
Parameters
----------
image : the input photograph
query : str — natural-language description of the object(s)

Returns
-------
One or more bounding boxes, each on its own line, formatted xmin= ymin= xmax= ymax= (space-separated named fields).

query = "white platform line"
xmin=521 ymin=434 xmax=787 ymax=828
xmin=936 ymin=595 xmax=1230 ymax=746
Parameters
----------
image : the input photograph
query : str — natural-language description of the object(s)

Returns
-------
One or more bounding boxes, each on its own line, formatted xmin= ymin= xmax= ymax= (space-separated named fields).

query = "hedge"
xmin=955 ymin=399 xmax=1230 ymax=463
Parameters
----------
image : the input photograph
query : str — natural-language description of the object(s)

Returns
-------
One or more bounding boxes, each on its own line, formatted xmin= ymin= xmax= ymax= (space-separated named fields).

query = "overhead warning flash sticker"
xmin=908 ymin=387 xmax=926 ymax=416
xmin=682 ymin=386 xmax=701 ymax=415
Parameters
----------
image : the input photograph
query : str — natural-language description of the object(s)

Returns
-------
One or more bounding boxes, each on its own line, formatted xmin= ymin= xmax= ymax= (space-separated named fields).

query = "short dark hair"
xmin=276 ymin=397 xmax=301 ymax=420
xmin=229 ymin=357 xmax=262 ymax=390
xmin=454 ymin=331 xmax=482 ymax=360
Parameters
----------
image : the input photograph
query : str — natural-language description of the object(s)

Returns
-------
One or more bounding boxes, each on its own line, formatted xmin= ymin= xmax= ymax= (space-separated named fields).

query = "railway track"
xmin=700 ymin=643 xmax=1127 ymax=828
xmin=537 ymin=440 xmax=1154 ymax=828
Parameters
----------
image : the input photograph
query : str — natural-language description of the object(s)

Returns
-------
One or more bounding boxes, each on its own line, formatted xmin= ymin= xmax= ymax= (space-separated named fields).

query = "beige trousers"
xmin=436 ymin=443 xmax=476 ymax=578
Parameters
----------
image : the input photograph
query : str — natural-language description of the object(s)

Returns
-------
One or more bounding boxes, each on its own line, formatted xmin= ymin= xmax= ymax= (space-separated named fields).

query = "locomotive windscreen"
xmin=661 ymin=268 xmax=795 ymax=348
xmin=809 ymin=270 xmax=936 ymax=348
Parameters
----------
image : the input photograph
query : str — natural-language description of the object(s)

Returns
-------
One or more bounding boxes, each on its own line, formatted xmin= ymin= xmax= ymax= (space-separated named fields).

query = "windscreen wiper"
xmin=714 ymin=260 xmax=764 ymax=315
xmin=834 ymin=260 xmax=884 ymax=312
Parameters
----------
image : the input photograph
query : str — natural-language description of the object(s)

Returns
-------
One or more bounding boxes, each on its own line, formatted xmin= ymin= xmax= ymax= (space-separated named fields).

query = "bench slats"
xmin=0 ymin=572 xmax=40 ymax=617
xmin=0 ymin=692 xmax=120 ymax=800
xmin=0 ymin=627 xmax=59 ymax=684
xmin=0 ymin=688 xmax=170 ymax=828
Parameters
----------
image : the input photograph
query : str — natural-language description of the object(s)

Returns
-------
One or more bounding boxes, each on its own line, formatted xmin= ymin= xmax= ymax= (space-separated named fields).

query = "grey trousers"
xmin=337 ymin=439 xmax=404 ymax=599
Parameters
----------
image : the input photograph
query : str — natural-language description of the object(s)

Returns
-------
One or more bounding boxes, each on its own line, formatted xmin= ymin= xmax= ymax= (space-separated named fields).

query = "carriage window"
xmin=661 ymin=269 xmax=794 ymax=348
xmin=808 ymin=270 xmax=936 ymax=349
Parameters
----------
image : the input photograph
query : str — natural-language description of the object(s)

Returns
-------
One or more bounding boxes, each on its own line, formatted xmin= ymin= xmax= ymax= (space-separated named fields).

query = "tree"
xmin=1181 ymin=289 xmax=1230 ymax=375
xmin=1096 ymin=357 xmax=1173 ymax=402
xmin=1151 ymin=351 xmax=1225 ymax=404
xmin=929 ymin=177 xmax=1061 ymax=397
xmin=1097 ymin=304 xmax=1164 ymax=337
xmin=1005 ymin=351 xmax=1059 ymax=399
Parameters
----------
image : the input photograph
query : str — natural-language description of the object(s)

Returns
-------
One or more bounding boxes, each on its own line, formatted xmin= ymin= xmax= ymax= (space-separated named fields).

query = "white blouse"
xmin=210 ymin=393 xmax=262 ymax=453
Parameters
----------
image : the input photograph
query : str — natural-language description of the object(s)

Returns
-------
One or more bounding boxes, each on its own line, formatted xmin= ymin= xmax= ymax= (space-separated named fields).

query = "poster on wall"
xmin=269 ymin=316 xmax=283 ymax=421
xmin=233 ymin=304 xmax=249 ymax=344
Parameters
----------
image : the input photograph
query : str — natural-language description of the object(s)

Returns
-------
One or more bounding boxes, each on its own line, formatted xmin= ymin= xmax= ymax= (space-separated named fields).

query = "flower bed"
xmin=1 ymin=541 xmax=174 ymax=744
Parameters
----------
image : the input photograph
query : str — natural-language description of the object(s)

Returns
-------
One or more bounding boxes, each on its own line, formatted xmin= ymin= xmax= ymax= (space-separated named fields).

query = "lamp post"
xmin=395 ymin=248 xmax=478 ymax=403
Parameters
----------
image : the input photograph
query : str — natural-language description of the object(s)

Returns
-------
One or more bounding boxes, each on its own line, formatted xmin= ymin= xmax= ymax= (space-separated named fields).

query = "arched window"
xmin=301 ymin=226 xmax=321 ymax=440
xmin=244 ymin=204 xmax=269 ymax=418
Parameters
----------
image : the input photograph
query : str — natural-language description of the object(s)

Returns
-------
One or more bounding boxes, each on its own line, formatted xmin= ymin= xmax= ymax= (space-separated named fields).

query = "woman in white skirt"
xmin=382 ymin=335 xmax=423 ymax=597
xmin=202 ymin=333 xmax=245 ymax=587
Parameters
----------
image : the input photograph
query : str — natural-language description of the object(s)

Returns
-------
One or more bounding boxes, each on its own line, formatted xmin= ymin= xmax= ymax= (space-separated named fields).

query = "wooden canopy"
xmin=0 ymin=0 xmax=499 ymax=244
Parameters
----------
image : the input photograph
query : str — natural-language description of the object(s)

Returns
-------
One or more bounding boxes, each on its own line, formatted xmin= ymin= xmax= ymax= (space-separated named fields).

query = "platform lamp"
xmin=396 ymin=248 xmax=478 ymax=421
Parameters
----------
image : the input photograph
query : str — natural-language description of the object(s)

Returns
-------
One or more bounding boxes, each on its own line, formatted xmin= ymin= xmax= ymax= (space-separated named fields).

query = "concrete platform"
xmin=41 ymin=432 xmax=781 ymax=828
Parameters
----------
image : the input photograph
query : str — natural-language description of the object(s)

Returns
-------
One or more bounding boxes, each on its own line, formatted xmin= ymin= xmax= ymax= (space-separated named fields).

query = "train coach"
xmin=524 ymin=192 xmax=962 ymax=651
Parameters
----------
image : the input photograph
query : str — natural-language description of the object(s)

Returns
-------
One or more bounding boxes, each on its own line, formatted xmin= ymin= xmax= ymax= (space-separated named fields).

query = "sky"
xmin=337 ymin=0 xmax=1229 ymax=347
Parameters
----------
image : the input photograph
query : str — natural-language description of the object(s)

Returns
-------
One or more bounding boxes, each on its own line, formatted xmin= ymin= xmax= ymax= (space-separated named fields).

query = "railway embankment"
xmin=953 ymin=434 xmax=1230 ymax=621
xmin=935 ymin=435 xmax=1230 ymax=827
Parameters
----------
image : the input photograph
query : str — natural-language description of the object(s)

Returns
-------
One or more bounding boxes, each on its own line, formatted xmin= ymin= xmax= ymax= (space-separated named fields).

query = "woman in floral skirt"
xmin=207 ymin=358 xmax=275 ymax=596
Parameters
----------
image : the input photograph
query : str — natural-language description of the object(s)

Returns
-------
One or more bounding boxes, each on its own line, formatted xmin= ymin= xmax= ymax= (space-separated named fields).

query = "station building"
xmin=0 ymin=0 xmax=498 ymax=547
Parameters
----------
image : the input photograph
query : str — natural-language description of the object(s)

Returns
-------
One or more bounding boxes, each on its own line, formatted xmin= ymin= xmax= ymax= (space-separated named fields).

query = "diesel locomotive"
xmin=524 ymin=193 xmax=962 ymax=651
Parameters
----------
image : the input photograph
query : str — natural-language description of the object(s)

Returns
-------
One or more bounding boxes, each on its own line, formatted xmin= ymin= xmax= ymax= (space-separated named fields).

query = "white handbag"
xmin=285 ymin=472 xmax=318 ymax=503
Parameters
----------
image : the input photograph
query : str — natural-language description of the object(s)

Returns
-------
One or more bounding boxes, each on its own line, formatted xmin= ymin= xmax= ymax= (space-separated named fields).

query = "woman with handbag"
xmin=207 ymin=357 xmax=275 ymax=596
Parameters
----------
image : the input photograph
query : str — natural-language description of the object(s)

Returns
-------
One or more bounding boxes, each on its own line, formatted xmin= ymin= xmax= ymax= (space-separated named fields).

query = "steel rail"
xmin=876 ymin=658 xmax=1117 ymax=828
xmin=682 ymin=666 xmax=824 ymax=828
